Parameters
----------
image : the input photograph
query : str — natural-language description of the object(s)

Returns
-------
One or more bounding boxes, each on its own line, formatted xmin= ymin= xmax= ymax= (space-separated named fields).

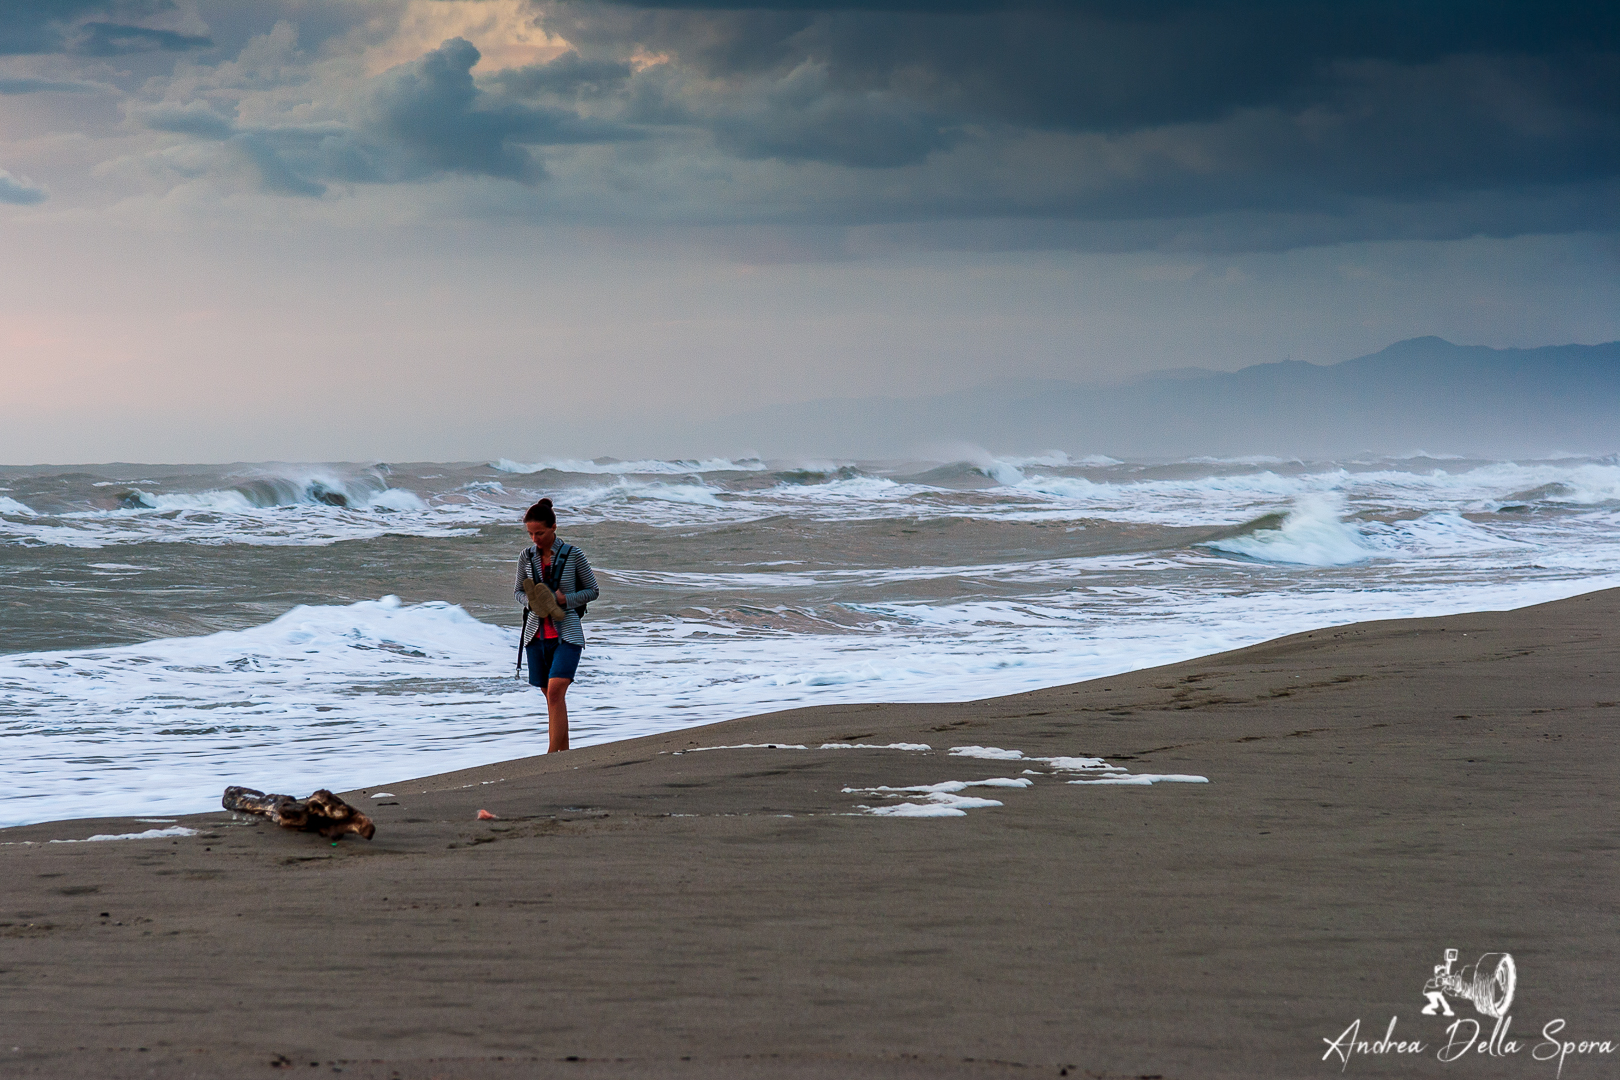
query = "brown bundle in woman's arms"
xmin=523 ymin=579 xmax=566 ymax=620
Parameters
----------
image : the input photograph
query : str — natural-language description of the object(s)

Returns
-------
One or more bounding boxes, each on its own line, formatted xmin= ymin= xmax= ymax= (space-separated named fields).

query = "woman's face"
xmin=525 ymin=520 xmax=556 ymax=549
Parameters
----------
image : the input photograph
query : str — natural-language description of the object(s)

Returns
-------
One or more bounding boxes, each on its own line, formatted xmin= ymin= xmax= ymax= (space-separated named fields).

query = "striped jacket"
xmin=514 ymin=539 xmax=600 ymax=648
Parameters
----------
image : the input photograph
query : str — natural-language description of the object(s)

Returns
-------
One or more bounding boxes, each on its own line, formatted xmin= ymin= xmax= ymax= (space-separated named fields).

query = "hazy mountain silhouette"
xmin=703 ymin=337 xmax=1620 ymax=459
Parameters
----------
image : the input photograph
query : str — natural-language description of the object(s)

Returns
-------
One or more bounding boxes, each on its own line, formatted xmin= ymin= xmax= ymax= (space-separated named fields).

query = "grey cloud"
xmin=0 ymin=2 xmax=213 ymax=56
xmin=0 ymin=0 xmax=107 ymax=54
xmin=520 ymin=0 xmax=1620 ymax=246
xmin=0 ymin=168 xmax=46 ymax=204
xmin=487 ymin=50 xmax=633 ymax=98
xmin=226 ymin=133 xmax=326 ymax=197
xmin=710 ymin=62 xmax=958 ymax=167
xmin=0 ymin=76 xmax=108 ymax=93
xmin=550 ymin=1 xmax=1620 ymax=135
xmin=362 ymin=37 xmax=544 ymax=180
xmin=137 ymin=38 xmax=643 ymax=196
xmin=16 ymin=1 xmax=1615 ymax=250
xmin=142 ymin=102 xmax=235 ymax=139
xmin=340 ymin=37 xmax=639 ymax=182
xmin=72 ymin=21 xmax=211 ymax=56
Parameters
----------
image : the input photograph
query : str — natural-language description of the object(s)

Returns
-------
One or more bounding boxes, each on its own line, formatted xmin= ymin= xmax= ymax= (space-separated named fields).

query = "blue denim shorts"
xmin=525 ymin=638 xmax=582 ymax=686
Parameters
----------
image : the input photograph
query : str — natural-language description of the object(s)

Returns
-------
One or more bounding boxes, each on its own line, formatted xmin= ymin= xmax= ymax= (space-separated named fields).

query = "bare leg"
xmin=546 ymin=677 xmax=572 ymax=752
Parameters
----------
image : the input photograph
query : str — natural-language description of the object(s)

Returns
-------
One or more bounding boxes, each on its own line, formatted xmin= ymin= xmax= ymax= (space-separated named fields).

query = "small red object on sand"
xmin=477 ymin=809 xmax=498 ymax=820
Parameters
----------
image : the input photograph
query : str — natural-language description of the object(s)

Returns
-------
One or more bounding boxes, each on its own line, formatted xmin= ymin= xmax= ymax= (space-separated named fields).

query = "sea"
xmin=3 ymin=451 xmax=1619 ymax=827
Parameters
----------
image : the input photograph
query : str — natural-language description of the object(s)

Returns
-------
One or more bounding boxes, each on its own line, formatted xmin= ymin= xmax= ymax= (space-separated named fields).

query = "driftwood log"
xmin=221 ymin=786 xmax=375 ymax=840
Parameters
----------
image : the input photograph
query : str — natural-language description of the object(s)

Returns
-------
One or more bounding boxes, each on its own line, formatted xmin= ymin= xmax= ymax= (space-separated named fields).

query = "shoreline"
xmin=8 ymin=577 xmax=1620 ymax=834
xmin=3 ymin=587 xmax=1617 ymax=1078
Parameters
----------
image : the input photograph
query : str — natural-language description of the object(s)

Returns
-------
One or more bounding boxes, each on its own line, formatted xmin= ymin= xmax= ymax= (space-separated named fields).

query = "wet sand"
xmin=3 ymin=589 xmax=1617 ymax=1079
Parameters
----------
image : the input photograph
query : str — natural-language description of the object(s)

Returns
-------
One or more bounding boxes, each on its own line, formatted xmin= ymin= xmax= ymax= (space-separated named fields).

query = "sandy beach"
xmin=3 ymin=588 xmax=1616 ymax=1079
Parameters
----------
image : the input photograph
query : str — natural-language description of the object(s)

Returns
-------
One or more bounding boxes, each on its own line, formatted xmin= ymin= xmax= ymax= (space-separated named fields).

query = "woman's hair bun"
xmin=524 ymin=498 xmax=557 ymax=526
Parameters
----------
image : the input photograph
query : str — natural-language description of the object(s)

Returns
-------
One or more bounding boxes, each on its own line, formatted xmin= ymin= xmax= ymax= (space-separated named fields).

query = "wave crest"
xmin=114 ymin=472 xmax=423 ymax=513
xmin=1199 ymin=496 xmax=1374 ymax=566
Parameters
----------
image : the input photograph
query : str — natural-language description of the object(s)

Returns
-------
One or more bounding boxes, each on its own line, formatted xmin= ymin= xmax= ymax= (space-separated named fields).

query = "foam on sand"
xmin=674 ymin=743 xmax=810 ymax=753
xmin=48 ymin=826 xmax=199 ymax=843
xmin=949 ymin=746 xmax=1122 ymax=771
xmin=1068 ymin=774 xmax=1209 ymax=785
xmin=846 ymin=777 xmax=1032 ymax=817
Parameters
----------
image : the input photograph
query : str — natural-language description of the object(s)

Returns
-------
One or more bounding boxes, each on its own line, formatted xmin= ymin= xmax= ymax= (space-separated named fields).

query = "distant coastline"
xmin=700 ymin=337 xmax=1620 ymax=459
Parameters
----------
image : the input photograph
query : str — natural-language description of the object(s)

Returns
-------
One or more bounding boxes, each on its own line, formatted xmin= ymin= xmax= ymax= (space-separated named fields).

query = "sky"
xmin=1 ymin=0 xmax=1617 ymax=463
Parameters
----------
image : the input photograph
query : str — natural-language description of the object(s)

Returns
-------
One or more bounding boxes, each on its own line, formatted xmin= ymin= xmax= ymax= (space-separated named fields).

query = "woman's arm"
xmin=514 ymin=554 xmax=530 ymax=612
xmin=564 ymin=548 xmax=600 ymax=609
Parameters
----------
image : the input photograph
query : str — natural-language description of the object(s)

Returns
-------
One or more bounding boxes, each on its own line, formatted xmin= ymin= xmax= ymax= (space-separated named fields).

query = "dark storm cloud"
xmin=486 ymin=51 xmax=634 ymax=98
xmin=0 ymin=1 xmax=211 ymax=55
xmin=363 ymin=37 xmax=591 ymax=181
xmin=0 ymin=0 xmax=104 ymax=54
xmin=72 ymin=21 xmax=211 ymax=55
xmin=553 ymin=0 xmax=1618 ymax=137
xmin=27 ymin=1 xmax=1612 ymax=248
xmin=709 ymin=61 xmax=959 ymax=167
xmin=518 ymin=0 xmax=1620 ymax=244
xmin=140 ymin=39 xmax=639 ymax=196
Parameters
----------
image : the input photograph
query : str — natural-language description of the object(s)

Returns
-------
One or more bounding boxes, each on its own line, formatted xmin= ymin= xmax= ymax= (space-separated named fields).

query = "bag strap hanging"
xmin=516 ymin=547 xmax=543 ymax=677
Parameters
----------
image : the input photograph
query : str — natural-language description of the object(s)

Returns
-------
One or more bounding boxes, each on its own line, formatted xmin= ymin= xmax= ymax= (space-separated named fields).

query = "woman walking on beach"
xmin=515 ymin=498 xmax=599 ymax=753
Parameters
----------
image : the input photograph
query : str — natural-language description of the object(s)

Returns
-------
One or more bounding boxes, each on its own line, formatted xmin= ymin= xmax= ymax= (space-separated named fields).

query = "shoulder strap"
xmin=517 ymin=548 xmax=539 ymax=676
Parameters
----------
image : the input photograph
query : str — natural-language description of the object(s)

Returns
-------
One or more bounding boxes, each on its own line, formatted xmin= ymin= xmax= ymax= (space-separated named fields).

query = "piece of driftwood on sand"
xmin=221 ymin=786 xmax=376 ymax=840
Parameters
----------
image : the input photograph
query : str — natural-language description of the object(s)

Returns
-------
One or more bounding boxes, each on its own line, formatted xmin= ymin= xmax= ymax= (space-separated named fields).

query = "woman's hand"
xmin=556 ymin=590 xmax=568 ymax=608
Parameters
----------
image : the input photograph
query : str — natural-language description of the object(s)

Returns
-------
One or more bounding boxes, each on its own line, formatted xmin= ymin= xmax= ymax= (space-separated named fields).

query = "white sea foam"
xmin=1200 ymin=495 xmax=1375 ymax=566
xmin=606 ymin=479 xmax=726 ymax=507
xmin=4 ymin=571 xmax=1613 ymax=826
xmin=0 ymin=496 xmax=39 ymax=516
xmin=946 ymin=746 xmax=1024 ymax=760
xmin=9 ymin=456 xmax=1620 ymax=547
xmin=1067 ymin=774 xmax=1209 ymax=785
xmin=6 ymin=452 xmax=1620 ymax=826
xmin=983 ymin=461 xmax=1026 ymax=486
xmin=676 ymin=744 xmax=810 ymax=753
xmin=774 ymin=476 xmax=908 ymax=500
xmin=1040 ymin=756 xmax=1121 ymax=771
xmin=948 ymin=747 xmax=1121 ymax=771
xmin=999 ymin=451 xmax=1083 ymax=468
xmin=819 ymin=742 xmax=932 ymax=751
xmin=847 ymin=777 xmax=1030 ymax=817
xmin=49 ymin=826 xmax=199 ymax=843
xmin=365 ymin=488 xmax=429 ymax=512
xmin=0 ymin=480 xmax=472 ymax=548
xmin=493 ymin=457 xmax=767 ymax=475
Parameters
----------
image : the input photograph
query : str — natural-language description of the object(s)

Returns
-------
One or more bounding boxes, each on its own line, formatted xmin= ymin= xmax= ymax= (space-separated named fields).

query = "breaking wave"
xmin=583 ymin=478 xmax=728 ymax=507
xmin=1199 ymin=496 xmax=1375 ymax=566
xmin=113 ymin=473 xmax=422 ymax=513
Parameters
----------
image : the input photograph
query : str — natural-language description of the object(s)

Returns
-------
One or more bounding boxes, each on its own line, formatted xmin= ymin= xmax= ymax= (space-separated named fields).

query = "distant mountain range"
xmin=699 ymin=337 xmax=1620 ymax=459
